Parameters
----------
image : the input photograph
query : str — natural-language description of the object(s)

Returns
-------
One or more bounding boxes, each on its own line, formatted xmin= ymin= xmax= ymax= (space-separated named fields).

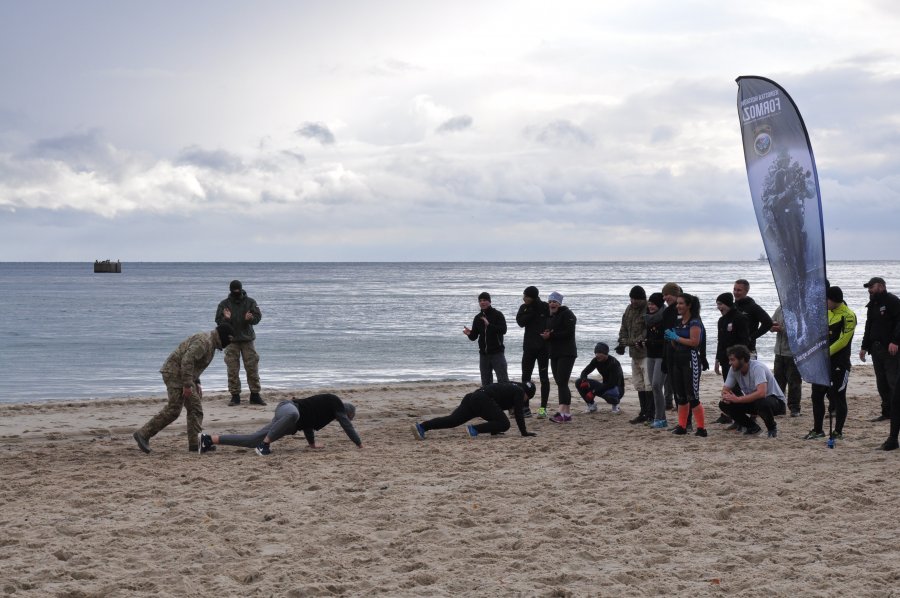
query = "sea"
xmin=4 ymin=261 xmax=897 ymax=404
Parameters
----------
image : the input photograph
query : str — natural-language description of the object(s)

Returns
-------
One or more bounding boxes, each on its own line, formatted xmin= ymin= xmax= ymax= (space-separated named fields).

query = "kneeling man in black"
xmin=412 ymin=381 xmax=537 ymax=439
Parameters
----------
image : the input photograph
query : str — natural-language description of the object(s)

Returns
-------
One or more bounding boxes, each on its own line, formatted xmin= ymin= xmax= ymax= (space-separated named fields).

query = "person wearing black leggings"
xmin=516 ymin=286 xmax=551 ymax=417
xmin=804 ymin=287 xmax=856 ymax=441
xmin=541 ymin=291 xmax=577 ymax=424
xmin=412 ymin=381 xmax=537 ymax=439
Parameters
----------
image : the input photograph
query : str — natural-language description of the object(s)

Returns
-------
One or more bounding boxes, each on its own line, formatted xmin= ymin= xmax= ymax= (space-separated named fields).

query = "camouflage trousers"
xmin=139 ymin=375 xmax=203 ymax=450
xmin=224 ymin=341 xmax=261 ymax=395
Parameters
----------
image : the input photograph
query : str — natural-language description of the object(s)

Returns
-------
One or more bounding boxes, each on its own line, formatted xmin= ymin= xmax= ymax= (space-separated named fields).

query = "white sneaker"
xmin=611 ymin=403 xmax=621 ymax=414
xmin=587 ymin=402 xmax=598 ymax=413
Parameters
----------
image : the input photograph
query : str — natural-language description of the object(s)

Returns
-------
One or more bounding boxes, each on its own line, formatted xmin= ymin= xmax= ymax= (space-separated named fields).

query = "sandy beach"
xmin=2 ymin=367 xmax=900 ymax=597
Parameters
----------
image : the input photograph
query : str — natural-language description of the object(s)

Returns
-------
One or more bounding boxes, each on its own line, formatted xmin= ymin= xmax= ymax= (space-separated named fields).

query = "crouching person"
xmin=199 ymin=393 xmax=361 ymax=456
xmin=412 ymin=381 xmax=537 ymax=439
xmin=719 ymin=345 xmax=786 ymax=438
xmin=575 ymin=342 xmax=626 ymax=414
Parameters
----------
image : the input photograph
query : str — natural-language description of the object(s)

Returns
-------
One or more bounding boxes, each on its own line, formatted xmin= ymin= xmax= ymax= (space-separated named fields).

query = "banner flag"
xmin=735 ymin=76 xmax=830 ymax=385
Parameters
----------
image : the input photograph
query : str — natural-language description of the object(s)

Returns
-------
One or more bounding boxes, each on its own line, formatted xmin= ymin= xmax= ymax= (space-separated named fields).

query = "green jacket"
xmin=160 ymin=330 xmax=222 ymax=387
xmin=215 ymin=290 xmax=262 ymax=342
xmin=827 ymin=302 xmax=856 ymax=370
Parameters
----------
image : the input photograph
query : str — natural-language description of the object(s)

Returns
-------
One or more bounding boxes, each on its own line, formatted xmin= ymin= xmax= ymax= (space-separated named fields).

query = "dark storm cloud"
xmin=175 ymin=146 xmax=244 ymax=173
xmin=436 ymin=115 xmax=473 ymax=134
xmin=296 ymin=122 xmax=336 ymax=145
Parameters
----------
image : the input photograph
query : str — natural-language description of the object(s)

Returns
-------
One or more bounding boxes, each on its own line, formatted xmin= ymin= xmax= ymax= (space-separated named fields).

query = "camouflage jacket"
xmin=160 ymin=330 xmax=221 ymax=387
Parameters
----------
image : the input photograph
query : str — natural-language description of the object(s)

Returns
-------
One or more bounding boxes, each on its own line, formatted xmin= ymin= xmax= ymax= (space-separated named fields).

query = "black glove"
xmin=615 ymin=344 xmax=626 ymax=355
xmin=522 ymin=432 xmax=537 ymax=437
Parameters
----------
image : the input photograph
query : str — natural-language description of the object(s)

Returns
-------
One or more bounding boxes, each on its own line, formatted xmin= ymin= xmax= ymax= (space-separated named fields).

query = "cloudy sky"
xmin=1 ymin=0 xmax=899 ymax=261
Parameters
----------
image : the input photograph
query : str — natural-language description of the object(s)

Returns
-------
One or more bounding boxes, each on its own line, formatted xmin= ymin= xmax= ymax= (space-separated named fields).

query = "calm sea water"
xmin=4 ymin=261 xmax=896 ymax=404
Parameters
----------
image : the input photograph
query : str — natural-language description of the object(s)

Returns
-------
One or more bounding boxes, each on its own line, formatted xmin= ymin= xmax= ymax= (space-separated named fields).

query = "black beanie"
xmin=523 ymin=286 xmax=539 ymax=299
xmin=629 ymin=285 xmax=647 ymax=300
xmin=230 ymin=280 xmax=242 ymax=292
xmin=716 ymin=292 xmax=734 ymax=308
xmin=478 ymin=292 xmax=491 ymax=302
xmin=827 ymin=286 xmax=844 ymax=303
xmin=216 ymin=323 xmax=234 ymax=348
xmin=521 ymin=381 xmax=537 ymax=398
xmin=648 ymin=292 xmax=664 ymax=308
xmin=594 ymin=342 xmax=610 ymax=355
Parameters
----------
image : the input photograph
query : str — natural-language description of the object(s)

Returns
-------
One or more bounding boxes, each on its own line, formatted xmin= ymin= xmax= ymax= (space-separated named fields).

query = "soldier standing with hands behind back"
xmin=216 ymin=280 xmax=265 ymax=406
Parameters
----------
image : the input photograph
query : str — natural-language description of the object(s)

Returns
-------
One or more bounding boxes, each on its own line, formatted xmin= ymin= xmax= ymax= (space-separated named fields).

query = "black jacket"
xmin=735 ymin=296 xmax=772 ymax=351
xmin=645 ymin=308 xmax=666 ymax=359
xmin=516 ymin=300 xmax=549 ymax=352
xmin=290 ymin=394 xmax=361 ymax=447
xmin=214 ymin=290 xmax=262 ymax=342
xmin=578 ymin=356 xmax=626 ymax=399
xmin=716 ymin=308 xmax=751 ymax=365
xmin=481 ymin=382 xmax=530 ymax=435
xmin=545 ymin=306 xmax=577 ymax=358
xmin=467 ymin=306 xmax=507 ymax=354
xmin=861 ymin=291 xmax=900 ymax=351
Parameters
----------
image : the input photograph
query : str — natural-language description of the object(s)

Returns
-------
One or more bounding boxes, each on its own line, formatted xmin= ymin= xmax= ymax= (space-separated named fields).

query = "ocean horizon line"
xmin=3 ymin=258 xmax=891 ymax=265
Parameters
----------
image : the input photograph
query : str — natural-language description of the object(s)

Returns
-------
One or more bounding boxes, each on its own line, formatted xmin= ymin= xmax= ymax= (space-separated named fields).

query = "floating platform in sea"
xmin=94 ymin=260 xmax=122 ymax=273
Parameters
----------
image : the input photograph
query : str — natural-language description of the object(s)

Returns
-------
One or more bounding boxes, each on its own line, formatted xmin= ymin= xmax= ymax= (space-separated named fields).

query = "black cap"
xmin=864 ymin=277 xmax=886 ymax=288
xmin=716 ymin=292 xmax=734 ymax=308
xmin=594 ymin=342 xmax=610 ymax=355
xmin=522 ymin=381 xmax=537 ymax=398
xmin=523 ymin=286 xmax=539 ymax=299
xmin=827 ymin=286 xmax=844 ymax=303
xmin=648 ymin=292 xmax=665 ymax=308
xmin=230 ymin=280 xmax=242 ymax=292
xmin=629 ymin=285 xmax=647 ymax=300
xmin=478 ymin=292 xmax=491 ymax=302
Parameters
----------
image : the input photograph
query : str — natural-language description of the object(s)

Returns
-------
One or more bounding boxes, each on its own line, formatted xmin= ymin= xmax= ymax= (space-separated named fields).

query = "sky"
xmin=1 ymin=0 xmax=899 ymax=261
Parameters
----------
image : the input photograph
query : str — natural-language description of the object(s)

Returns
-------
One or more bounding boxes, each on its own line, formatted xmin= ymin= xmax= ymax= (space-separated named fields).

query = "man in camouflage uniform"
xmin=215 ymin=280 xmax=265 ymax=406
xmin=133 ymin=324 xmax=233 ymax=454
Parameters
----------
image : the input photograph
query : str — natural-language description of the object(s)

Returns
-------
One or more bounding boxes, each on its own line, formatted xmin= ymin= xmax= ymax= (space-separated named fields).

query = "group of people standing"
xmin=453 ymin=276 xmax=900 ymax=450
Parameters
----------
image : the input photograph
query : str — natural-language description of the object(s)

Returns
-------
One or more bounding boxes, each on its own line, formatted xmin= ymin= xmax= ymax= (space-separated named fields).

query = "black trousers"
xmin=774 ymin=354 xmax=803 ymax=413
xmin=870 ymin=342 xmax=899 ymax=417
xmin=421 ymin=393 xmax=510 ymax=434
xmin=718 ymin=396 xmax=786 ymax=431
xmin=811 ymin=367 xmax=849 ymax=434
xmin=550 ymin=355 xmax=576 ymax=406
xmin=522 ymin=346 xmax=550 ymax=407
